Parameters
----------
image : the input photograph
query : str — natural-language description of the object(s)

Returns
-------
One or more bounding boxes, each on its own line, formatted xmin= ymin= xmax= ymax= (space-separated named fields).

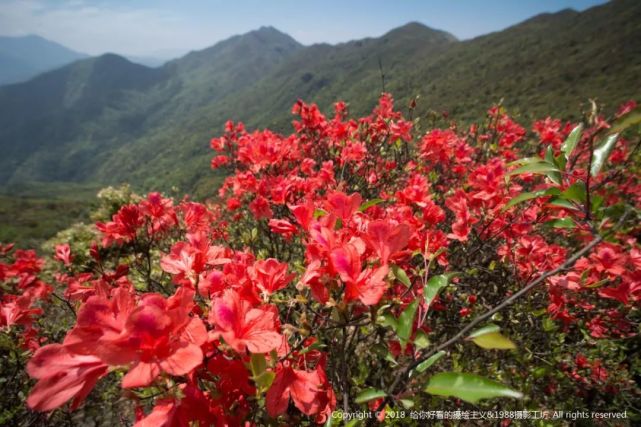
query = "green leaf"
xmin=531 ymin=308 xmax=547 ymax=317
xmin=561 ymin=181 xmax=586 ymax=203
xmin=313 ymin=208 xmax=327 ymax=219
xmin=533 ymin=367 xmax=548 ymax=379
xmin=324 ymin=411 xmax=335 ymax=427
xmin=504 ymin=192 xmax=541 ymax=209
xmin=250 ymin=353 xmax=274 ymax=391
xmin=424 ymin=273 xmax=456 ymax=308
xmin=397 ymin=300 xmax=419 ymax=346
xmin=546 ymin=169 xmax=563 ymax=186
xmin=590 ymin=133 xmax=619 ymax=177
xmin=400 ymin=399 xmax=415 ymax=409
xmin=544 ymin=147 xmax=563 ymax=184
xmin=384 ymin=351 xmax=398 ymax=365
xmin=297 ymin=341 xmax=325 ymax=355
xmin=467 ymin=324 xmax=499 ymax=339
xmin=542 ymin=317 xmax=557 ymax=332
xmin=415 ymin=350 xmax=446 ymax=373
xmin=413 ymin=330 xmax=430 ymax=349
xmin=503 ymin=187 xmax=562 ymax=210
xmin=547 ymin=217 xmax=576 ymax=229
xmin=391 ymin=264 xmax=411 ymax=287
xmin=508 ymin=161 xmax=560 ymax=176
xmin=508 ymin=156 xmax=543 ymax=166
xmin=358 ymin=198 xmax=384 ymax=212
xmin=591 ymin=194 xmax=604 ymax=212
xmin=467 ymin=324 xmax=516 ymax=350
xmin=585 ymin=278 xmax=609 ymax=289
xmin=547 ymin=197 xmax=580 ymax=210
xmin=250 ymin=353 xmax=267 ymax=378
xmin=424 ymin=372 xmax=523 ymax=404
xmin=555 ymin=153 xmax=567 ymax=171
xmin=254 ymin=371 xmax=275 ymax=391
xmin=377 ymin=312 xmax=397 ymax=330
xmin=561 ymin=124 xmax=583 ymax=161
xmin=355 ymin=388 xmax=387 ymax=404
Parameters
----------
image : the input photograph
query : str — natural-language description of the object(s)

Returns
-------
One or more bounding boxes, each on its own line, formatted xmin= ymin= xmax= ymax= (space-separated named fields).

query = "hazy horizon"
xmin=0 ymin=0 xmax=607 ymax=59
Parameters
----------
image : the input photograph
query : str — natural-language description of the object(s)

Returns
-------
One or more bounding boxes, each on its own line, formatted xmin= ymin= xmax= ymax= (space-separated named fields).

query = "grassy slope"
xmin=0 ymin=182 xmax=98 ymax=248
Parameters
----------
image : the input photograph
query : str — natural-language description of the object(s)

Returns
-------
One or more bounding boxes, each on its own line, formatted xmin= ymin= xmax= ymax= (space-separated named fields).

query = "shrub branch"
xmin=369 ymin=209 xmax=631 ymax=418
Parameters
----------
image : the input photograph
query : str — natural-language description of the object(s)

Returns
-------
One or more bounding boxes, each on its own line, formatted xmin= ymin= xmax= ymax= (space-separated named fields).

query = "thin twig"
xmin=51 ymin=292 xmax=76 ymax=318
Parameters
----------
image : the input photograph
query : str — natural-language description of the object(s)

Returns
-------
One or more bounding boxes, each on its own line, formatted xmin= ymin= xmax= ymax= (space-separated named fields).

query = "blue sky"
xmin=0 ymin=0 xmax=607 ymax=58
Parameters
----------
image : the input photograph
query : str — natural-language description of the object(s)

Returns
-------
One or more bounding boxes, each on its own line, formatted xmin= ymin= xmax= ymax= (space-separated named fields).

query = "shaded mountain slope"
xmin=0 ymin=27 xmax=303 ymax=186
xmin=0 ymin=0 xmax=639 ymax=197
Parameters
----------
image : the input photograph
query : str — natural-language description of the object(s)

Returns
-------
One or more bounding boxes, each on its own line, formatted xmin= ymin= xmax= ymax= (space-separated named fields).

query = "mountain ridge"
xmin=0 ymin=34 xmax=88 ymax=85
xmin=0 ymin=0 xmax=639 ymax=197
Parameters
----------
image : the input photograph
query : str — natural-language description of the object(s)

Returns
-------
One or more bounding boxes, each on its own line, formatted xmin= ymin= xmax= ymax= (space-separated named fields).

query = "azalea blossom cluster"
xmin=1 ymin=94 xmax=640 ymax=425
xmin=0 ymin=244 xmax=52 ymax=350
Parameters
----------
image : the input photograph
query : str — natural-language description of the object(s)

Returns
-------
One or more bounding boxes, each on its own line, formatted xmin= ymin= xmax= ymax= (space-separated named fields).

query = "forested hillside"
xmin=0 ymin=0 xmax=639 ymax=195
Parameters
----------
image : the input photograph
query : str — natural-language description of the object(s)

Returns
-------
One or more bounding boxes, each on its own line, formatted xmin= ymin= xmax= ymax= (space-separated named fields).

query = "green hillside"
xmin=403 ymin=2 xmax=641 ymax=121
xmin=0 ymin=27 xmax=302 ymax=186
xmin=0 ymin=0 xmax=639 ymax=203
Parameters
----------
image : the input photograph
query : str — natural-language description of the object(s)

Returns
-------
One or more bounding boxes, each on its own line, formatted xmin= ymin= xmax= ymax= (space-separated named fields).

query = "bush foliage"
xmin=2 ymin=94 xmax=641 ymax=425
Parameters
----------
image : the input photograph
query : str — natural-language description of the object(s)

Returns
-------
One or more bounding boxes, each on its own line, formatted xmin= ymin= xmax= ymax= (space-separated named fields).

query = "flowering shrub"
xmin=1 ymin=94 xmax=641 ymax=425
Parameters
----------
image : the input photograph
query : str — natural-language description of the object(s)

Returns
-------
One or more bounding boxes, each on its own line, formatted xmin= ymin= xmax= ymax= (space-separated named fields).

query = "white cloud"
xmin=0 ymin=0 xmax=221 ymax=57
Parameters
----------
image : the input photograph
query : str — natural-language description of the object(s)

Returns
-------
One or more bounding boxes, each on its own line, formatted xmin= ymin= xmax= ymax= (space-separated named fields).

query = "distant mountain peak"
xmin=16 ymin=34 xmax=47 ymax=41
xmin=255 ymin=25 xmax=281 ymax=34
xmin=0 ymin=34 xmax=87 ymax=53
xmin=242 ymin=26 xmax=301 ymax=46
xmin=169 ymin=25 xmax=303 ymax=74
xmin=93 ymin=53 xmax=134 ymax=65
xmin=0 ymin=34 xmax=88 ymax=85
xmin=395 ymin=21 xmax=430 ymax=31
xmin=3 ymin=34 xmax=47 ymax=42
xmin=382 ymin=21 xmax=458 ymax=42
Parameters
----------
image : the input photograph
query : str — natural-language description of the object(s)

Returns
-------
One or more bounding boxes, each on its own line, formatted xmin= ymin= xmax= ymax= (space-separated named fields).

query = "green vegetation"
xmin=0 ymin=182 xmax=98 ymax=248
xmin=0 ymin=0 xmax=639 ymax=245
